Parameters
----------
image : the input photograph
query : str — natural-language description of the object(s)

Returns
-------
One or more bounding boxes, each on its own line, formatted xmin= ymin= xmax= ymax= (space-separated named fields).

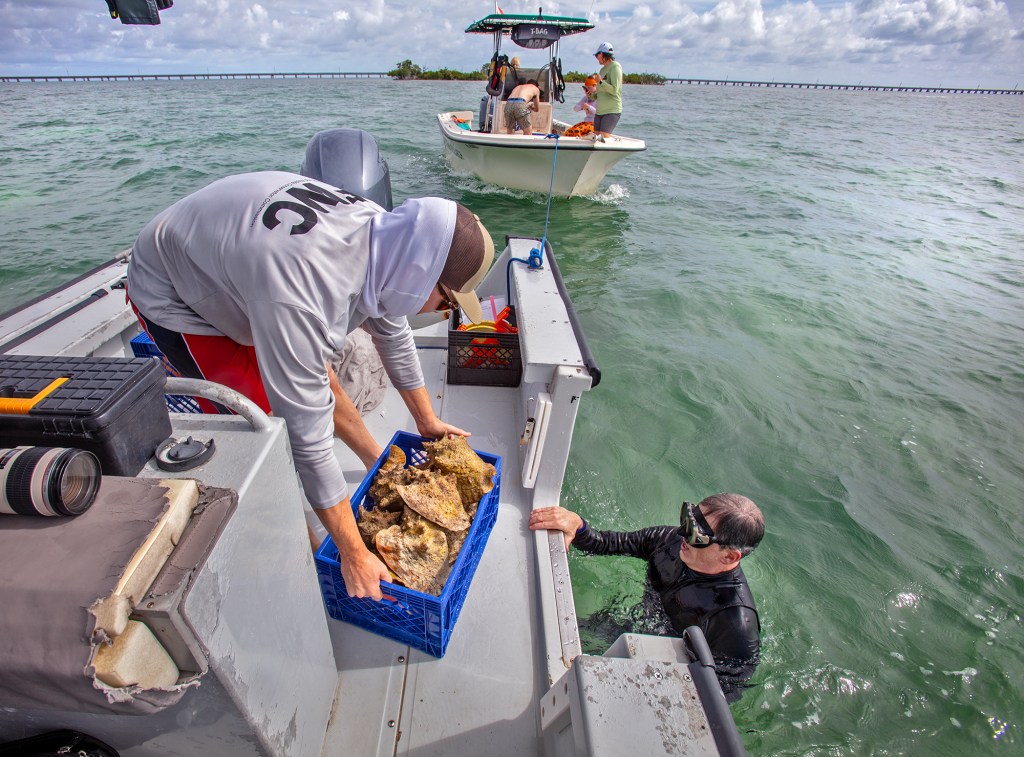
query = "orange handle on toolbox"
xmin=0 ymin=377 xmax=69 ymax=415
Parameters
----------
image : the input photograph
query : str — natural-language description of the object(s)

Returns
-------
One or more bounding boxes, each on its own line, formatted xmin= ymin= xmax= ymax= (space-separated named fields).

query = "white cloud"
xmin=703 ymin=0 xmax=768 ymax=41
xmin=594 ymin=0 xmax=1021 ymax=84
xmin=0 ymin=1 xmax=1019 ymax=87
xmin=246 ymin=4 xmax=269 ymax=25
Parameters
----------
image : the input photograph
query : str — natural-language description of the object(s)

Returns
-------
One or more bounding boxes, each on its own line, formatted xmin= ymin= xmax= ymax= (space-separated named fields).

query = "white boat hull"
xmin=438 ymin=112 xmax=645 ymax=197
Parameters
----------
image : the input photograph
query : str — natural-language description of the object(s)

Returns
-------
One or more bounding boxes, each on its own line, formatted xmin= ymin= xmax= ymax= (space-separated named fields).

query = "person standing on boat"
xmin=126 ymin=171 xmax=494 ymax=601
xmin=506 ymin=56 xmax=521 ymax=96
xmin=529 ymin=493 xmax=763 ymax=702
xmin=564 ymin=76 xmax=598 ymax=138
xmin=504 ymin=79 xmax=541 ymax=135
xmin=592 ymin=42 xmax=623 ymax=138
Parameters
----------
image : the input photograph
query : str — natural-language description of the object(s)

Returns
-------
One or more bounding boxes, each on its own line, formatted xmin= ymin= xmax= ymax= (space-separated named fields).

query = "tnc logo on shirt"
xmin=261 ymin=183 xmax=368 ymax=235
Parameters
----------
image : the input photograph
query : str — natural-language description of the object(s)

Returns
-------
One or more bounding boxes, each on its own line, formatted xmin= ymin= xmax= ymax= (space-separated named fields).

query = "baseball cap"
xmin=584 ymin=76 xmax=598 ymax=87
xmin=439 ymin=204 xmax=495 ymax=323
xmin=595 ymin=42 xmax=613 ymax=55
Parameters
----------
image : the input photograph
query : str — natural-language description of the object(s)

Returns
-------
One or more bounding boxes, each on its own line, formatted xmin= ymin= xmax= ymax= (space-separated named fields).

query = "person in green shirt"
xmin=592 ymin=42 xmax=623 ymax=138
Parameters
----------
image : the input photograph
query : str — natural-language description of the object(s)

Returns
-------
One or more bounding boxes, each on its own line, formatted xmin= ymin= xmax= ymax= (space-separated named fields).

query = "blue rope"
xmin=506 ymin=133 xmax=560 ymax=304
xmin=532 ymin=133 xmax=561 ymax=268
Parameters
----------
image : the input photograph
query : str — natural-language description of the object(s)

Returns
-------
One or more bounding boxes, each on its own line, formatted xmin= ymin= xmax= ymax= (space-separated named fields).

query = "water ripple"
xmin=2 ymin=79 xmax=1022 ymax=756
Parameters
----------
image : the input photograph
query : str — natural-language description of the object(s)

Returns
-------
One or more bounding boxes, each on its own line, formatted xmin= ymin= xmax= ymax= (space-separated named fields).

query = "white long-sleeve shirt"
xmin=574 ymin=95 xmax=597 ymax=123
xmin=128 ymin=171 xmax=456 ymax=508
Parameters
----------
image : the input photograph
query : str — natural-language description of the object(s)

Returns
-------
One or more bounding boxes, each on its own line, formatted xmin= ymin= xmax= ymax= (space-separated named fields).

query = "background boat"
xmin=438 ymin=109 xmax=646 ymax=196
xmin=437 ymin=12 xmax=646 ymax=197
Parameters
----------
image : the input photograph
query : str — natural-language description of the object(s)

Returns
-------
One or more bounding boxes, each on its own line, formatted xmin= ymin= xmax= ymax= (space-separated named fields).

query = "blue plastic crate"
xmin=315 ymin=431 xmax=502 ymax=658
xmin=129 ymin=333 xmax=203 ymax=413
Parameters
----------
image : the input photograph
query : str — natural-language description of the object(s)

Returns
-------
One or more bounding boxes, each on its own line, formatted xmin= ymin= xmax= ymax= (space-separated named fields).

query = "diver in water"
xmin=529 ymin=493 xmax=763 ymax=702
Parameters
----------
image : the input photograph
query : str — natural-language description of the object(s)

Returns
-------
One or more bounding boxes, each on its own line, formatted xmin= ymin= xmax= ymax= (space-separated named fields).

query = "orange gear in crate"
xmin=457 ymin=307 xmax=517 ymax=369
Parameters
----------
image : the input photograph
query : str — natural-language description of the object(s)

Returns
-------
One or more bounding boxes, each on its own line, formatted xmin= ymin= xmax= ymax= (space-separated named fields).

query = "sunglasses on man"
xmin=679 ymin=501 xmax=719 ymax=548
xmin=435 ymin=283 xmax=458 ymax=313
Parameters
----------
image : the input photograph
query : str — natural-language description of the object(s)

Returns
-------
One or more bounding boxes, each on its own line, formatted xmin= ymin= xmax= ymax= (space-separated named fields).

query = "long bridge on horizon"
xmin=663 ymin=77 xmax=1021 ymax=95
xmin=0 ymin=72 xmax=389 ymax=83
xmin=0 ymin=71 xmax=1019 ymax=95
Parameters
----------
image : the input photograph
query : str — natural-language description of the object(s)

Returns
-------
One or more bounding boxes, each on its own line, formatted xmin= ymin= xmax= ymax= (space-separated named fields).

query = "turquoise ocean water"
xmin=2 ymin=79 xmax=1022 ymax=754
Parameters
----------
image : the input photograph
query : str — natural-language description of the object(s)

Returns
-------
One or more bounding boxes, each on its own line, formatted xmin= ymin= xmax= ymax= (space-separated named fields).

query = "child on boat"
xmin=565 ymin=77 xmax=598 ymax=138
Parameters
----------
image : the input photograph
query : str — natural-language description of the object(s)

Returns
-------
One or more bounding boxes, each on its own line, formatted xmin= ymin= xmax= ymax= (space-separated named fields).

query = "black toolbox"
xmin=0 ymin=355 xmax=171 ymax=475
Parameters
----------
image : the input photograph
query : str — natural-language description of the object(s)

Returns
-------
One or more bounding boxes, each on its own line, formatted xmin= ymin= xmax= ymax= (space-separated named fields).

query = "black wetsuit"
xmin=574 ymin=524 xmax=760 ymax=701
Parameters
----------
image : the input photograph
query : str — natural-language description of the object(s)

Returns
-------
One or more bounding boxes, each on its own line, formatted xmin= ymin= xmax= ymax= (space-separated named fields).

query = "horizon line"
xmin=1 ymin=71 xmax=1020 ymax=94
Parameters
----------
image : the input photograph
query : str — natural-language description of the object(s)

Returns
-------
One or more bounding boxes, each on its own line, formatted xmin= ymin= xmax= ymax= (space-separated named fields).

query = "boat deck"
xmin=324 ymin=345 xmax=549 ymax=754
xmin=0 ymin=243 xmax=596 ymax=756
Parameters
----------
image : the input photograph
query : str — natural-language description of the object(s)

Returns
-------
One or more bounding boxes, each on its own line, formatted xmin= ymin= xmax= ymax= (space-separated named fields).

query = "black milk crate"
xmin=0 ymin=355 xmax=171 ymax=476
xmin=314 ymin=431 xmax=502 ymax=658
xmin=446 ymin=307 xmax=522 ymax=387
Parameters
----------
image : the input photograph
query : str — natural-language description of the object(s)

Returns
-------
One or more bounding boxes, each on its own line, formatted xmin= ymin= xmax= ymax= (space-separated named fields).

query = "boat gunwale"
xmin=0 ymin=249 xmax=130 ymax=325
xmin=437 ymin=115 xmax=646 ymax=153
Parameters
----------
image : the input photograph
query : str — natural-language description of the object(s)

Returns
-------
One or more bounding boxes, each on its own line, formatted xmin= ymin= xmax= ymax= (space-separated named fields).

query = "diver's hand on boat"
xmin=528 ymin=506 xmax=583 ymax=551
xmin=340 ymin=546 xmax=391 ymax=601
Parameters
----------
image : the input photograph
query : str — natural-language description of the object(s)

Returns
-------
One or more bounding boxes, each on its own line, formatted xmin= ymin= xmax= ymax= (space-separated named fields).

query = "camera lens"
xmin=0 ymin=446 xmax=102 ymax=517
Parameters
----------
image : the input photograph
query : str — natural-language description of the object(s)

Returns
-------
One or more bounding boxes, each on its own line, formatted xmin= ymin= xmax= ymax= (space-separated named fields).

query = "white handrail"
xmin=164 ymin=377 xmax=274 ymax=432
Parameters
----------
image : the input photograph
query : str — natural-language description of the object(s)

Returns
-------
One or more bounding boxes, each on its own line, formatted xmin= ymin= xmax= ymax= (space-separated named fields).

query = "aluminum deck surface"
xmin=323 ymin=340 xmax=548 ymax=756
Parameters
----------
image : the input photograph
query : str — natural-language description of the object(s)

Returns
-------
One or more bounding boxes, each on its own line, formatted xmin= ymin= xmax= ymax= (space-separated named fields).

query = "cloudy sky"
xmin=1 ymin=1 xmax=1021 ymax=88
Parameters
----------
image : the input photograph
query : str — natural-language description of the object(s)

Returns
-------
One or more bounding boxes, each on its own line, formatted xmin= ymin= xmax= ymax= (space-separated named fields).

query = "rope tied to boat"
xmin=506 ymin=133 xmax=560 ymax=303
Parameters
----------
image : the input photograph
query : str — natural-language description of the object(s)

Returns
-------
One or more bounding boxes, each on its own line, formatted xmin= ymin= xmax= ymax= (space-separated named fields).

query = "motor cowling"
xmin=300 ymin=128 xmax=393 ymax=211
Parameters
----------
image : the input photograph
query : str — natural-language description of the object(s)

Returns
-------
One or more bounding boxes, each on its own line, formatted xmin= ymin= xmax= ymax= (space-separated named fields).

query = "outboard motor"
xmin=300 ymin=128 xmax=393 ymax=211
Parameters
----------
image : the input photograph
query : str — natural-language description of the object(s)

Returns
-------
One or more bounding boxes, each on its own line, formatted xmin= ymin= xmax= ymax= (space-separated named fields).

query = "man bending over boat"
xmin=126 ymin=172 xmax=494 ymax=601
xmin=529 ymin=493 xmax=763 ymax=702
xmin=504 ymin=80 xmax=541 ymax=135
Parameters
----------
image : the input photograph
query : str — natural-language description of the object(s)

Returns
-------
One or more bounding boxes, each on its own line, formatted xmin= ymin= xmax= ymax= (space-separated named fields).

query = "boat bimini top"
xmin=465 ymin=13 xmax=594 ymax=40
xmin=470 ymin=11 xmax=594 ymax=111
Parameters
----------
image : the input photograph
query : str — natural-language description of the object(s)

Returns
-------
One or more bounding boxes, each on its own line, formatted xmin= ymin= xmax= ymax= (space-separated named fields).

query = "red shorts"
xmin=131 ymin=303 xmax=271 ymax=414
